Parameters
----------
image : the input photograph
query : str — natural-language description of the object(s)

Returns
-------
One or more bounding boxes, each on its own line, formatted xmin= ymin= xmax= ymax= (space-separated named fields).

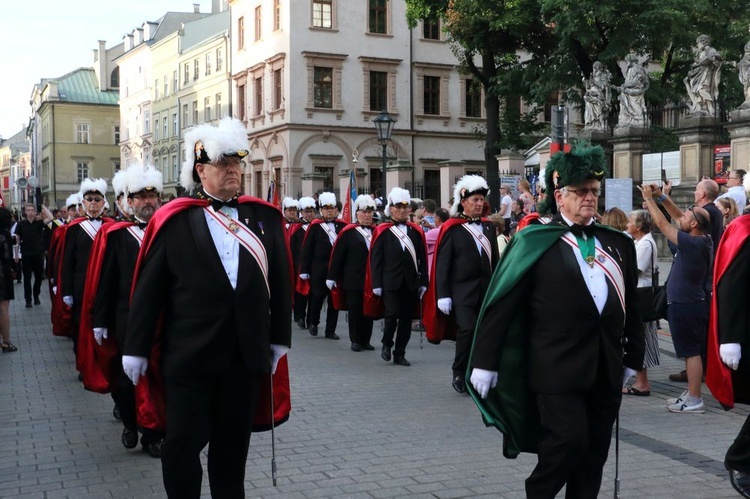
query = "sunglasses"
xmin=687 ymin=205 xmax=708 ymax=227
xmin=564 ymin=187 xmax=601 ymax=197
xmin=84 ymin=196 xmax=103 ymax=203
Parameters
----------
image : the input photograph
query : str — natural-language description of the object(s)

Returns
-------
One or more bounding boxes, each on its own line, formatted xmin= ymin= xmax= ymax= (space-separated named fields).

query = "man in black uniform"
xmin=123 ymin=118 xmax=292 ymax=498
xmin=91 ymin=163 xmax=163 ymax=457
xmin=61 ymin=178 xmax=110 ymax=355
xmin=434 ymin=176 xmax=499 ymax=393
xmin=15 ymin=203 xmax=52 ymax=307
xmin=291 ymin=196 xmax=316 ymax=329
xmin=299 ymin=192 xmax=347 ymax=339
xmin=370 ymin=187 xmax=428 ymax=366
xmin=327 ymin=194 xmax=377 ymax=352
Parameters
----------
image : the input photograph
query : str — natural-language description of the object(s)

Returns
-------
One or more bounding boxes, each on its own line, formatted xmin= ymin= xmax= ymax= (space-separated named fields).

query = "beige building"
xmin=228 ymin=0 xmax=493 ymax=206
xmin=29 ymin=41 xmax=122 ymax=208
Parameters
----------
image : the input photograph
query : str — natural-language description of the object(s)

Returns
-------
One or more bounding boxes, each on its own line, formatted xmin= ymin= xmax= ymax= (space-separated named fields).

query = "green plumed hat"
xmin=537 ymin=142 xmax=608 ymax=215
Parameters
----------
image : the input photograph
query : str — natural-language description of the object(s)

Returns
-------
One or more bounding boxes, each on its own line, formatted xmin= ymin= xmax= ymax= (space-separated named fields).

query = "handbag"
xmin=634 ymin=239 xmax=666 ymax=322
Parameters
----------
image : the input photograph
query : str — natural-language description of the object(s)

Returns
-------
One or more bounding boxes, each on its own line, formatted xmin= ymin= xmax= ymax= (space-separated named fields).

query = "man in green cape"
xmin=467 ymin=143 xmax=644 ymax=498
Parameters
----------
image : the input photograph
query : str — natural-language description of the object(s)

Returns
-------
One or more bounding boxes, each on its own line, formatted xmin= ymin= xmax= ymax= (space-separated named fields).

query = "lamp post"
xmin=372 ymin=109 xmax=396 ymax=205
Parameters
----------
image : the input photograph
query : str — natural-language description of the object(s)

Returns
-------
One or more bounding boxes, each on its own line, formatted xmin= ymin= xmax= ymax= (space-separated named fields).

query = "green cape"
xmin=465 ymin=222 xmax=621 ymax=459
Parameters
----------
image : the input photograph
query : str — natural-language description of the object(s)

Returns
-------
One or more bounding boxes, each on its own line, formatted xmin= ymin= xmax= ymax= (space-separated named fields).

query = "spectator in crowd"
xmin=602 ymin=207 xmax=629 ymax=233
xmin=640 ymin=183 xmax=713 ymax=412
xmin=622 ymin=209 xmax=660 ymax=396
xmin=717 ymin=197 xmax=739 ymax=228
xmin=0 ymin=208 xmax=16 ymax=353
xmin=693 ymin=178 xmax=723 ymax=255
xmin=487 ymin=213 xmax=510 ymax=255
xmin=14 ymin=204 xmax=52 ymax=308
xmin=425 ymin=208 xmax=450 ymax=276
xmin=518 ymin=179 xmax=536 ymax=214
xmin=509 ymin=199 xmax=525 ymax=235
xmin=421 ymin=199 xmax=437 ymax=230
xmin=717 ymin=169 xmax=747 ymax=212
xmin=498 ymin=185 xmax=513 ymax=236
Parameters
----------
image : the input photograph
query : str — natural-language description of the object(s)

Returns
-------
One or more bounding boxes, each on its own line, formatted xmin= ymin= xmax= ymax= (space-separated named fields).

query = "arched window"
xmin=110 ymin=68 xmax=120 ymax=88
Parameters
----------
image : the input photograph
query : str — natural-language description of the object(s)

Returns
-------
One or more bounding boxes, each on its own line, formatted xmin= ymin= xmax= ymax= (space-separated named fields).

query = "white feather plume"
xmin=450 ymin=175 xmax=489 ymax=216
xmin=79 ymin=178 xmax=108 ymax=197
xmin=354 ymin=194 xmax=377 ymax=211
xmin=180 ymin=117 xmax=249 ymax=192
xmin=126 ymin=163 xmax=163 ymax=196
xmin=319 ymin=192 xmax=337 ymax=207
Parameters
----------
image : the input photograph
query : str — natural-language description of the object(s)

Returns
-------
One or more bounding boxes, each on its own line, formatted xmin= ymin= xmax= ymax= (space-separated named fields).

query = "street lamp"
xmin=372 ymin=109 xmax=396 ymax=206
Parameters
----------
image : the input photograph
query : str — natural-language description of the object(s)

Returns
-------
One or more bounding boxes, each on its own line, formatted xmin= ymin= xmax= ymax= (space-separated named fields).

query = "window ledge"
xmin=415 ymin=113 xmax=450 ymax=126
xmin=306 ymin=107 xmax=344 ymax=120
xmin=309 ymin=27 xmax=339 ymax=33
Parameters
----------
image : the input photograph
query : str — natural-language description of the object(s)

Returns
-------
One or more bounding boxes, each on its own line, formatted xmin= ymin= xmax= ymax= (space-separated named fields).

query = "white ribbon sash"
xmin=204 ymin=207 xmax=270 ymax=296
xmin=126 ymin=226 xmax=144 ymax=247
xmin=389 ymin=225 xmax=418 ymax=273
xmin=79 ymin=220 xmax=99 ymax=241
xmin=462 ymin=223 xmax=492 ymax=265
xmin=355 ymin=226 xmax=373 ymax=250
xmin=320 ymin=222 xmax=338 ymax=246
xmin=561 ymin=234 xmax=625 ymax=314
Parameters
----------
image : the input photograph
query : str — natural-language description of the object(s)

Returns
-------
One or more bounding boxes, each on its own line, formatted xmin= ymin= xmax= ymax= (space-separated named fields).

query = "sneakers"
xmin=668 ymin=396 xmax=704 ymax=413
xmin=667 ymin=390 xmax=688 ymax=406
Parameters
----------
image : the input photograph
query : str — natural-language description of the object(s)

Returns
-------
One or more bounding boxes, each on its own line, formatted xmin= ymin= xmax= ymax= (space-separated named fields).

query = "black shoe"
xmin=34 ymin=298 xmax=41 ymax=305
xmin=350 ymin=342 xmax=362 ymax=352
xmin=77 ymin=373 xmax=83 ymax=382
xmin=142 ymin=441 xmax=162 ymax=458
xmin=25 ymin=301 xmax=32 ymax=308
xmin=309 ymin=325 xmax=318 ymax=336
xmin=296 ymin=319 xmax=307 ymax=330
xmin=393 ymin=355 xmax=411 ymax=366
xmin=122 ymin=428 xmax=138 ymax=449
xmin=728 ymin=465 xmax=750 ymax=498
xmin=361 ymin=343 xmax=375 ymax=351
xmin=325 ymin=332 xmax=339 ymax=340
xmin=381 ymin=345 xmax=391 ymax=362
xmin=452 ymin=375 xmax=467 ymax=394
xmin=669 ymin=370 xmax=688 ymax=382
xmin=112 ymin=405 xmax=121 ymax=421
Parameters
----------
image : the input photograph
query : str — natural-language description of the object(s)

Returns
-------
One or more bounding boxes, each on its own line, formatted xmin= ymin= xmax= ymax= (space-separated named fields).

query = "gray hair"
xmin=630 ymin=209 xmax=652 ymax=234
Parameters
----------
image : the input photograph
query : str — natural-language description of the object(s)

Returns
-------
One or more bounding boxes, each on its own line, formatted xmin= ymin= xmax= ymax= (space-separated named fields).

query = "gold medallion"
xmin=585 ymin=255 xmax=595 ymax=267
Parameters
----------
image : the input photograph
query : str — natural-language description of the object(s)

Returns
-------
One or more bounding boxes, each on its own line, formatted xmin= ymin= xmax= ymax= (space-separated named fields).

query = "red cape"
xmin=327 ymin=223 xmax=361 ymax=310
xmin=131 ymin=196 xmax=292 ymax=432
xmin=78 ymin=222 xmax=134 ymax=393
xmin=706 ymin=216 xmax=750 ymax=409
xmin=422 ymin=219 xmax=466 ymax=344
xmin=363 ymin=221 xmax=426 ymax=320
xmin=49 ymin=223 xmax=74 ymax=337
xmin=293 ymin=219 xmax=330 ymax=297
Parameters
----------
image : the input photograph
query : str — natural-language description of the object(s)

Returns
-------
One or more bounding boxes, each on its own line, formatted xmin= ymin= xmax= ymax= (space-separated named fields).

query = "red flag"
xmin=342 ymin=179 xmax=352 ymax=223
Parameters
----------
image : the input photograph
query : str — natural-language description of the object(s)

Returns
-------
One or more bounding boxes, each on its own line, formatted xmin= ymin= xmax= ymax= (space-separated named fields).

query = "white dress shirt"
xmin=560 ymin=214 xmax=608 ymax=314
xmin=203 ymin=192 xmax=240 ymax=290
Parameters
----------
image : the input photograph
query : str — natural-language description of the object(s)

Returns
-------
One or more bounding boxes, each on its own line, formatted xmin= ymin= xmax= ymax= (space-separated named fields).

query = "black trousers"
xmin=382 ymin=288 xmax=417 ymax=356
xmin=452 ymin=304 xmax=480 ymax=377
xmin=726 ymin=414 xmax=750 ymax=474
xmin=345 ymin=290 xmax=373 ymax=345
xmin=307 ymin=283 xmax=339 ymax=333
xmin=162 ymin=360 xmax=262 ymax=499
xmin=526 ymin=369 xmax=621 ymax=498
xmin=22 ymin=253 xmax=44 ymax=303
xmin=110 ymin=365 xmax=162 ymax=444
xmin=293 ymin=291 xmax=307 ymax=322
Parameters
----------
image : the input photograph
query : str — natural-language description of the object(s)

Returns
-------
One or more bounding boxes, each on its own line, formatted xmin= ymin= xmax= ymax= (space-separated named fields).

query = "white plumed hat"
xmin=112 ymin=170 xmax=127 ymax=198
xmin=79 ymin=178 xmax=108 ymax=197
xmin=282 ymin=197 xmax=299 ymax=210
xmin=385 ymin=187 xmax=410 ymax=216
xmin=180 ymin=117 xmax=249 ymax=192
xmin=318 ymin=192 xmax=337 ymax=208
xmin=450 ymin=175 xmax=489 ymax=216
xmin=353 ymin=194 xmax=377 ymax=211
xmin=125 ymin=163 xmax=163 ymax=197
xmin=65 ymin=193 xmax=81 ymax=208
xmin=299 ymin=197 xmax=316 ymax=210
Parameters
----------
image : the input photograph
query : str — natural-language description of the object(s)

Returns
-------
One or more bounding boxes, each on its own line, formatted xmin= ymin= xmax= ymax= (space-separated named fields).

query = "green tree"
xmin=406 ymin=0 xmax=554 ymax=209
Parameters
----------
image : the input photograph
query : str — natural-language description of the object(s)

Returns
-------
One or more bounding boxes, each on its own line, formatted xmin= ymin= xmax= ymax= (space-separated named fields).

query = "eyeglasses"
xmin=687 ymin=205 xmax=707 ymax=227
xmin=84 ymin=196 xmax=103 ymax=203
xmin=564 ymin=187 xmax=601 ymax=197
xmin=729 ymin=176 xmax=740 ymax=181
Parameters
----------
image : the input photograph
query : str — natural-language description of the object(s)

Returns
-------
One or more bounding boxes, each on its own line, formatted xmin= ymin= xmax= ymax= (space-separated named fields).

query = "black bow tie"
xmin=467 ymin=218 xmax=481 ymax=225
xmin=88 ymin=216 xmax=102 ymax=222
xmin=570 ymin=223 xmax=596 ymax=238
xmin=137 ymin=222 xmax=148 ymax=230
xmin=211 ymin=198 xmax=239 ymax=211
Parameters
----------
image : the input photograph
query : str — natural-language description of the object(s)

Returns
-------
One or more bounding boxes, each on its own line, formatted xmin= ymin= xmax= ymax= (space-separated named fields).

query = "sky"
xmin=0 ymin=0 xmax=210 ymax=140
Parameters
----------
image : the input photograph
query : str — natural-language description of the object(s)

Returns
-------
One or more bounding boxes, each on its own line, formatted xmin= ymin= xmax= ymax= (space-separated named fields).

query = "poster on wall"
xmin=713 ymin=145 xmax=731 ymax=184
xmin=642 ymin=151 xmax=681 ymax=186
xmin=604 ymin=178 xmax=633 ymax=213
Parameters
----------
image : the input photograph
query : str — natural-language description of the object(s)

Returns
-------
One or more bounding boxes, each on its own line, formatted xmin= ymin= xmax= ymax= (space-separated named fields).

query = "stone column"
xmin=438 ymin=160 xmax=466 ymax=207
xmin=609 ymin=127 xmax=649 ymax=182
xmin=386 ymin=160 xmax=414 ymax=196
xmin=301 ymin=172 xmax=327 ymax=197
xmin=496 ymin=151 xmax=525 ymax=175
xmin=675 ymin=116 xmax=720 ymax=182
xmin=726 ymin=109 xmax=750 ymax=173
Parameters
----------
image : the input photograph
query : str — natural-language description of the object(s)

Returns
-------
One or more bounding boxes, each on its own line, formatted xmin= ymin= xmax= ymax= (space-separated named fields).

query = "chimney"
xmin=93 ymin=49 xmax=99 ymax=62
xmin=98 ymin=40 xmax=107 ymax=90
xmin=211 ymin=0 xmax=224 ymax=13
xmin=193 ymin=3 xmax=200 ymax=13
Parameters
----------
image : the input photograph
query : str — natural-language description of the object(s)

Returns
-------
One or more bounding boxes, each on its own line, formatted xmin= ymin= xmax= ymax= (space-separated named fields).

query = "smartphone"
xmin=661 ymin=169 xmax=668 ymax=183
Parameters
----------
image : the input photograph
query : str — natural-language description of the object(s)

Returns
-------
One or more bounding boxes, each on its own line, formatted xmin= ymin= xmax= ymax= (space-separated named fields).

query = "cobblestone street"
xmin=0 ymin=281 xmax=745 ymax=498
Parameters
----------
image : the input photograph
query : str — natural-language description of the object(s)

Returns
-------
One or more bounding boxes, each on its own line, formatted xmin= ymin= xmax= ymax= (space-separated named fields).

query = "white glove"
xmin=93 ymin=327 xmax=108 ymax=346
xmin=622 ymin=367 xmax=637 ymax=386
xmin=52 ymin=285 xmax=57 ymax=295
xmin=326 ymin=280 xmax=336 ymax=290
xmin=122 ymin=355 xmax=148 ymax=385
xmin=63 ymin=296 xmax=74 ymax=307
xmin=418 ymin=286 xmax=427 ymax=299
xmin=437 ymin=297 xmax=452 ymax=315
xmin=470 ymin=368 xmax=498 ymax=399
xmin=299 ymin=273 xmax=310 ymax=280
xmin=270 ymin=344 xmax=290 ymax=375
xmin=372 ymin=288 xmax=382 ymax=297
xmin=720 ymin=343 xmax=742 ymax=370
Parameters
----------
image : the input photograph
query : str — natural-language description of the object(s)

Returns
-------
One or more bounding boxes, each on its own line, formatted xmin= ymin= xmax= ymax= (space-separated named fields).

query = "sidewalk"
xmin=0 ymin=280 xmax=745 ymax=498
